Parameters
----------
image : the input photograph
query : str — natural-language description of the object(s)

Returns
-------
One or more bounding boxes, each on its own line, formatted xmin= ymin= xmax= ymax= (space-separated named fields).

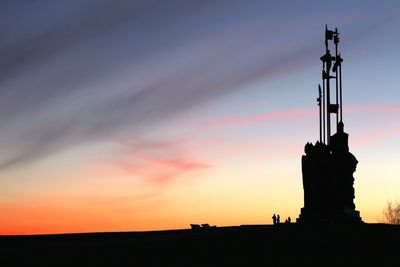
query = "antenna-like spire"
xmin=320 ymin=25 xmax=342 ymax=145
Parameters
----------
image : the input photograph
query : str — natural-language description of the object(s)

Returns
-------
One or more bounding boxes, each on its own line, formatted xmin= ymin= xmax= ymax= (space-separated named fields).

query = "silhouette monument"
xmin=297 ymin=26 xmax=362 ymax=223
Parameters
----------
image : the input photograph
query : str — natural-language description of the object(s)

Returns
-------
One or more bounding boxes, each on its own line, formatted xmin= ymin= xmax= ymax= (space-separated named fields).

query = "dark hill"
xmin=1 ymin=224 xmax=399 ymax=266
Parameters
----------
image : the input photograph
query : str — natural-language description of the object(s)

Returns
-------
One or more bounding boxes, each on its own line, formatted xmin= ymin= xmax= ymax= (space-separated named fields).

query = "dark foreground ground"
xmin=1 ymin=223 xmax=399 ymax=266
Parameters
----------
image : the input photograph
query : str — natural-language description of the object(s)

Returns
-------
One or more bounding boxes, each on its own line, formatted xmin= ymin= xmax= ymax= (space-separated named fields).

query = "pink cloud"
xmin=350 ymin=125 xmax=400 ymax=148
xmin=195 ymin=103 xmax=400 ymax=132
xmin=346 ymin=104 xmax=400 ymax=148
xmin=116 ymin=157 xmax=210 ymax=186
xmin=197 ymin=108 xmax=315 ymax=132
xmin=345 ymin=104 xmax=400 ymax=113
xmin=191 ymin=103 xmax=400 ymax=154
xmin=93 ymin=139 xmax=211 ymax=186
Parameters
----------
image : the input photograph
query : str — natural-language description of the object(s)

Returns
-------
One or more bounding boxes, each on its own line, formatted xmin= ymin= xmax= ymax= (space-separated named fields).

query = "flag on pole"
xmin=325 ymin=25 xmax=336 ymax=46
xmin=325 ymin=29 xmax=335 ymax=41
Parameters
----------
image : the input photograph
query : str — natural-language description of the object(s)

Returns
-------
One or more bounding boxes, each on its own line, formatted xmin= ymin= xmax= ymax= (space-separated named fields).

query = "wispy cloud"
xmin=196 ymin=104 xmax=400 ymax=131
xmin=196 ymin=108 xmax=315 ymax=132
xmin=99 ymin=139 xmax=211 ymax=186
xmin=350 ymin=126 xmax=400 ymax=148
xmin=345 ymin=104 xmax=400 ymax=113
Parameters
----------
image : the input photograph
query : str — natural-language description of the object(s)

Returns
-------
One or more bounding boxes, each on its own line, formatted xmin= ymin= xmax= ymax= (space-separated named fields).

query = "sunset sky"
xmin=1 ymin=1 xmax=400 ymax=234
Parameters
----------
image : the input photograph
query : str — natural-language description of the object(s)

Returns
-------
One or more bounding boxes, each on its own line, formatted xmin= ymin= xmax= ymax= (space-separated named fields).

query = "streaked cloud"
xmin=97 ymin=139 xmax=211 ymax=186
xmin=197 ymin=108 xmax=315 ymax=132
xmin=351 ymin=125 xmax=400 ymax=148
xmin=193 ymin=104 xmax=400 ymax=134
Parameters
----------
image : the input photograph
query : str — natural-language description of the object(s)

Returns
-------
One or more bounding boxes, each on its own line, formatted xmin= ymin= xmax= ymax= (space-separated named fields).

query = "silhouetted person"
xmin=272 ymin=214 xmax=277 ymax=225
xmin=288 ymin=217 xmax=291 ymax=223
xmin=277 ymin=215 xmax=280 ymax=224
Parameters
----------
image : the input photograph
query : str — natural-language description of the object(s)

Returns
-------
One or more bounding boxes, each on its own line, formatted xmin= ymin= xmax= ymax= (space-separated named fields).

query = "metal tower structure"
xmin=318 ymin=25 xmax=343 ymax=145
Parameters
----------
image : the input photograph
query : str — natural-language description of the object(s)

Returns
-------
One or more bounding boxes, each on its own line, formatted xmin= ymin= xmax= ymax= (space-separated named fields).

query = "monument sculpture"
xmin=297 ymin=26 xmax=363 ymax=223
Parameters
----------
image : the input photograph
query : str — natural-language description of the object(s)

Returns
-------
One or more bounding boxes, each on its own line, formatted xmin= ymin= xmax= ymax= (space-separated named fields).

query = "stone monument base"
xmin=297 ymin=208 xmax=363 ymax=224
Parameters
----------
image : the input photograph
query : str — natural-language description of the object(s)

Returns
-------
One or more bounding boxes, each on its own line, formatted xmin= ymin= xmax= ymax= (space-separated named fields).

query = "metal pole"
xmin=318 ymin=85 xmax=322 ymax=143
xmin=339 ymin=64 xmax=343 ymax=122
xmin=324 ymin=37 xmax=331 ymax=146
xmin=326 ymin=68 xmax=331 ymax=146
xmin=335 ymin=32 xmax=339 ymax=130
xmin=322 ymin=72 xmax=326 ymax=144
